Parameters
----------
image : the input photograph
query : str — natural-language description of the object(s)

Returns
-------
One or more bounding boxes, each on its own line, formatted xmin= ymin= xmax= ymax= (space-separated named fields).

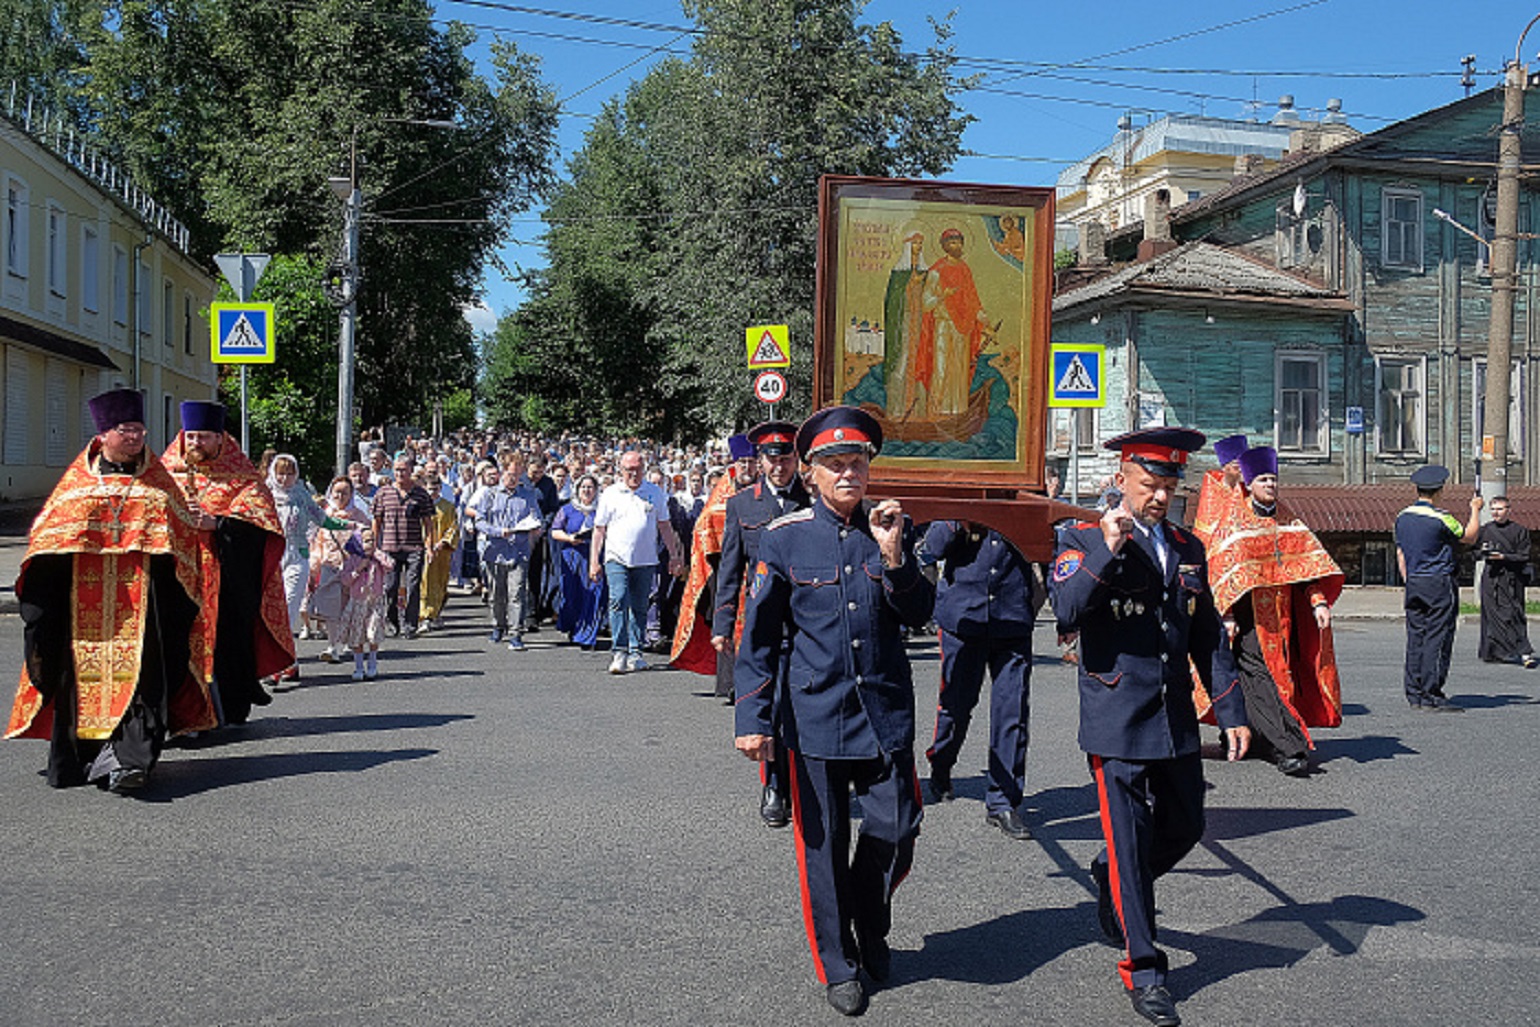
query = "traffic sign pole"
xmin=214 ymin=253 xmax=271 ymax=455
xmin=1070 ymin=411 xmax=1080 ymax=506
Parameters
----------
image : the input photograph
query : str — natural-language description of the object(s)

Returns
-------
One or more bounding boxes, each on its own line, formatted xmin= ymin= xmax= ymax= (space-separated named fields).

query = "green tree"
xmin=504 ymin=0 xmax=969 ymax=439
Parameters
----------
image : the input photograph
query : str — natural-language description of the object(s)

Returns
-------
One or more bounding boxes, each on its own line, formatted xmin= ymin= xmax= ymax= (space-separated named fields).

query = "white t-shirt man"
xmin=594 ymin=479 xmax=669 ymax=568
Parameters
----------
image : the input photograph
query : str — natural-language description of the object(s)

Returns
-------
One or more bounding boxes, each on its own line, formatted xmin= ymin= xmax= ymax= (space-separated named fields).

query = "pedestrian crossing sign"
xmin=745 ymin=324 xmax=791 ymax=369
xmin=1049 ymin=344 xmax=1105 ymax=408
xmin=210 ymin=302 xmax=277 ymax=364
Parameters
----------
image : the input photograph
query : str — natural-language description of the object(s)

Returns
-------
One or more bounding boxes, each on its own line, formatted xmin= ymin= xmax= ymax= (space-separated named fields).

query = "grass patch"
xmin=1458 ymin=601 xmax=1540 ymax=615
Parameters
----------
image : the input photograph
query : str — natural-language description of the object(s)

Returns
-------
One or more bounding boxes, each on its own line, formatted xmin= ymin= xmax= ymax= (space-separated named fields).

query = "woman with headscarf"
xmin=549 ymin=473 xmax=608 ymax=650
xmin=267 ymin=455 xmax=349 ymax=676
xmin=310 ymin=476 xmax=370 ymax=662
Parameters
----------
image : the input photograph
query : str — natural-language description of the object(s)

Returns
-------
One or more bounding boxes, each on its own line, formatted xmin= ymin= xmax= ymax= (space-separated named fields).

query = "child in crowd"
xmin=339 ymin=526 xmax=393 ymax=680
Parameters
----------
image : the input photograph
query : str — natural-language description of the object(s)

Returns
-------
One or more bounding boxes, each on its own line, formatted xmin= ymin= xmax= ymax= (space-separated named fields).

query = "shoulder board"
xmin=1074 ymin=520 xmax=1099 ymax=530
xmin=767 ymin=508 xmax=815 ymax=531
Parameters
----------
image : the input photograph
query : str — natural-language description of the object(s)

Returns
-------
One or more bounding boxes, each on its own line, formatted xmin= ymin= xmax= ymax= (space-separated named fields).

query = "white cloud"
xmin=461 ymin=300 xmax=498 ymax=337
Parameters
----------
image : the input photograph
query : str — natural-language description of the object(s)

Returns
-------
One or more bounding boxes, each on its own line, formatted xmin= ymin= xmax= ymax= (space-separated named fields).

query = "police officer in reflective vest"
xmin=1394 ymin=464 xmax=1482 ymax=711
xmin=714 ymin=420 xmax=811 ymax=827
xmin=734 ymin=406 xmax=934 ymax=1017
xmin=919 ymin=521 xmax=1044 ymax=839
xmin=1052 ymin=427 xmax=1251 ymax=1027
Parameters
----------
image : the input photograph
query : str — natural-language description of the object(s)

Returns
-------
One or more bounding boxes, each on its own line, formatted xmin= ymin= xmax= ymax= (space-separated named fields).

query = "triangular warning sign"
xmin=751 ymin=331 xmax=783 ymax=364
xmin=1056 ymin=354 xmax=1096 ymax=393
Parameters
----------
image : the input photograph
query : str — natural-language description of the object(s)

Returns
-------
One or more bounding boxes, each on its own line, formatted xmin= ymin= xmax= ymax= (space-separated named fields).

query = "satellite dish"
xmin=1293 ymin=181 xmax=1307 ymax=218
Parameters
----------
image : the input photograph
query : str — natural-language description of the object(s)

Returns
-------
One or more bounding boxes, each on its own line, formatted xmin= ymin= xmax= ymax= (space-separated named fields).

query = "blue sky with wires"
xmin=439 ymin=0 xmax=1534 ymax=333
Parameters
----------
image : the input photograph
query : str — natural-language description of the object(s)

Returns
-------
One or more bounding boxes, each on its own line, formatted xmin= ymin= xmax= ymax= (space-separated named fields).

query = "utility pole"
xmin=1481 ymin=18 xmax=1537 ymax=508
xmin=329 ymin=132 xmax=361 ymax=480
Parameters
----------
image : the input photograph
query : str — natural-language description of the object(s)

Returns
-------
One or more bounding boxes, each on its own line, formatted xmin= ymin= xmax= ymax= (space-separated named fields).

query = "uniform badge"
xmin=749 ymin=560 xmax=768 ymax=600
xmin=1188 ymin=596 xmax=1196 ymax=615
xmin=1053 ymin=549 xmax=1083 ymax=583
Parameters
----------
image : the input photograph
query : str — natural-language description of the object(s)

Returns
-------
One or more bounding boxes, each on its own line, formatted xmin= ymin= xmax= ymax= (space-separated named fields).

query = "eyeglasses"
xmin=110 ymin=424 xmax=146 ymax=436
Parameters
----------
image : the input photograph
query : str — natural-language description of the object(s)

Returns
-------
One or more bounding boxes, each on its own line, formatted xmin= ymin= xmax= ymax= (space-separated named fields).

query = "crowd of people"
xmin=9 ymin=386 xmax=1537 ymax=1027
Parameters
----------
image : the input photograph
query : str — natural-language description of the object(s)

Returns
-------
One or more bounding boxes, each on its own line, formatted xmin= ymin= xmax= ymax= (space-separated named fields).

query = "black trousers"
xmin=1403 ymin=574 xmax=1457 ymax=706
xmin=386 ymin=548 xmax=426 ymax=631
xmin=1234 ymin=625 xmax=1308 ymax=760
xmin=926 ymin=628 xmax=1032 ymax=814
xmin=1089 ymin=752 xmax=1205 ymax=991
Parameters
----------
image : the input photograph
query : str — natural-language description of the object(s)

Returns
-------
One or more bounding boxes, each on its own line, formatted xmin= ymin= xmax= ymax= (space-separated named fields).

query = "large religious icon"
xmin=815 ymin=175 xmax=1054 ymax=490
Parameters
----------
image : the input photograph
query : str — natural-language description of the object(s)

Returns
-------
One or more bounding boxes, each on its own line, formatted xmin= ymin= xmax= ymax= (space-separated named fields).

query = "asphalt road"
xmin=0 ymin=601 xmax=1535 ymax=1027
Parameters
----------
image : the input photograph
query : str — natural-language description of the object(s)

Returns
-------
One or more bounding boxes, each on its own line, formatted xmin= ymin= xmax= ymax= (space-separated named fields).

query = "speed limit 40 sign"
xmin=754 ymin=370 xmax=788 ymax=405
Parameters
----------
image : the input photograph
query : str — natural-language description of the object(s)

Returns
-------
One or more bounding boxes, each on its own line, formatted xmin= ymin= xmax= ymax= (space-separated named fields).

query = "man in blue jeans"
xmin=591 ymin=450 xmax=684 ymax=674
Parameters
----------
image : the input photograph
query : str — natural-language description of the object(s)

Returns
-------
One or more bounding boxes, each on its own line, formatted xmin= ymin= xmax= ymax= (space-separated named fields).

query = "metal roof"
xmin=1053 ymin=242 xmax=1347 ymax=313
xmin=1056 ymin=114 xmax=1295 ymax=194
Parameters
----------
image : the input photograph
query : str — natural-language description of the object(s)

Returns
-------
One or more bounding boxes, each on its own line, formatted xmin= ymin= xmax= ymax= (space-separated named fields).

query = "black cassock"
xmin=1477 ymin=519 xmax=1534 ymax=663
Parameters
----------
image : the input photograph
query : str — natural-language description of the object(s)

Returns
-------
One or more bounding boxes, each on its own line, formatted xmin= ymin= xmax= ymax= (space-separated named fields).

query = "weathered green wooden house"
xmin=1051 ymin=87 xmax=1540 ymax=583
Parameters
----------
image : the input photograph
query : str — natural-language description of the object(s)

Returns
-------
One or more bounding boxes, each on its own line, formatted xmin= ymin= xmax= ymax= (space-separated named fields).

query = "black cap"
xmin=796 ymin=406 xmax=883 ymax=462
xmin=748 ymin=420 xmax=798 ymax=457
xmin=1410 ymin=465 xmax=1450 ymax=489
xmin=1102 ymin=427 xmax=1206 ymax=479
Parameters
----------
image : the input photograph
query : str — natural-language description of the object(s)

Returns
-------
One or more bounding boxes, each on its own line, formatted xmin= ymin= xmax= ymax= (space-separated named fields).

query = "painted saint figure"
xmin=920 ymin=228 xmax=995 ymax=417
xmin=882 ymin=232 xmax=929 ymax=419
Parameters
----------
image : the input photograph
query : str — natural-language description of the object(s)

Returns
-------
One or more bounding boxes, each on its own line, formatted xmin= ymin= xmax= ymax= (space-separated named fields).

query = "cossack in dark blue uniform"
xmin=919 ymin=521 xmax=1040 ymax=820
xmin=714 ymin=477 xmax=812 ymax=641
xmin=1051 ymin=426 xmax=1248 ymax=1008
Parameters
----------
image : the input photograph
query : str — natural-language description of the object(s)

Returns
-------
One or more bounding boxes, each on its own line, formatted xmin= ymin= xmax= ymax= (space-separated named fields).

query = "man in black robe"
xmin=1476 ymin=496 xmax=1537 ymax=668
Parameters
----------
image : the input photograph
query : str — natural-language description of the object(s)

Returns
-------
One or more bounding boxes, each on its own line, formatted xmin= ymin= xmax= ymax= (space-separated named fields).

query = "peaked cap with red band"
xmin=748 ymin=420 xmax=798 ymax=457
xmin=796 ymin=406 xmax=884 ymax=462
xmin=1103 ymin=426 xmax=1206 ymax=479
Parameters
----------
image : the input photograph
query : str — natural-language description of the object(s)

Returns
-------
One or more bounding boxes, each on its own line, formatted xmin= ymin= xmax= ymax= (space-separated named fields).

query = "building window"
xmin=164 ymin=393 xmax=174 ymax=448
xmin=1376 ymin=356 xmax=1425 ymax=456
xmin=5 ymin=177 xmax=28 ymax=278
xmin=162 ymin=279 xmax=174 ymax=347
xmin=1276 ymin=352 xmax=1327 ymax=453
xmin=1473 ymin=358 xmax=1525 ymax=461
xmin=1049 ymin=407 xmax=1098 ymax=456
xmin=1187 ymin=190 xmax=1201 ymax=203
xmin=46 ymin=203 xmax=65 ymax=297
xmin=184 ymin=293 xmax=193 ymax=354
xmin=112 ymin=246 xmax=128 ymax=326
xmin=81 ymin=226 xmax=99 ymax=313
xmin=1381 ymin=186 xmax=1423 ymax=270
xmin=137 ymin=258 xmax=152 ymax=337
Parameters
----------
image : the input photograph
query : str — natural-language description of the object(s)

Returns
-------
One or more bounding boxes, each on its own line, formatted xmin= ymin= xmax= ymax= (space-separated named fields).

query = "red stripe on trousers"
xmin=1091 ymin=754 xmax=1137 ymax=989
xmin=786 ymin=749 xmax=829 ymax=984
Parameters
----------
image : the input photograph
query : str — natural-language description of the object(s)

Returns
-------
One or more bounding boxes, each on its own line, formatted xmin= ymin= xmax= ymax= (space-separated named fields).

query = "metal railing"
xmin=3 ymin=81 xmax=192 ymax=253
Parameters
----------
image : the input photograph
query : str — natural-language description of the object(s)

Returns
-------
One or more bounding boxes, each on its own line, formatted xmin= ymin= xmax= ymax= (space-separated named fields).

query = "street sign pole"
xmin=214 ymin=253 xmax=272 ymax=454
xmin=1070 ymin=412 xmax=1080 ymax=506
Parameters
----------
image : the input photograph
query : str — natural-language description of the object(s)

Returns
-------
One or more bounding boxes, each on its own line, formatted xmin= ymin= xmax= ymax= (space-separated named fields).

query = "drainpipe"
xmin=130 ymin=233 xmax=152 ymax=392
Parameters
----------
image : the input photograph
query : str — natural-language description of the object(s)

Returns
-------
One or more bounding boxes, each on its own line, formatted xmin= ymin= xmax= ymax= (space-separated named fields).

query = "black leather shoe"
xmin=1091 ymin=860 xmax=1124 ymax=946
xmin=928 ymin=766 xmax=953 ymax=803
xmin=107 ymin=767 xmax=146 ymax=793
xmin=826 ymin=979 xmax=866 ymax=1016
xmin=853 ymin=924 xmax=890 ymax=983
xmin=1414 ymin=700 xmax=1465 ymax=713
xmin=1129 ymin=984 xmax=1180 ymax=1026
xmin=760 ymin=784 xmax=790 ymax=829
xmin=985 ymin=808 xmax=1032 ymax=840
xmin=1275 ymin=754 xmax=1310 ymax=777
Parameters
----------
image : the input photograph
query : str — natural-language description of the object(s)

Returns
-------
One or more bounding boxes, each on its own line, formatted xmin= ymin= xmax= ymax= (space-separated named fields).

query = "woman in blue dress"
xmin=549 ymin=473 xmax=608 ymax=649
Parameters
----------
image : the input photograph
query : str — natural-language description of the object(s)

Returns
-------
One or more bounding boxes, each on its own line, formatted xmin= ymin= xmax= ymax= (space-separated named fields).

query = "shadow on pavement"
xmin=1166 ymin=894 xmax=1425 ymax=999
xmin=906 ymin=902 xmax=1102 ymax=986
xmin=1312 ymin=733 xmax=1418 ymax=764
xmin=1341 ymin=702 xmax=1371 ymax=716
xmin=1447 ymin=692 xmax=1540 ymax=709
xmin=135 ymin=747 xmax=437 ymax=800
xmin=170 ymin=713 xmax=473 ymax=745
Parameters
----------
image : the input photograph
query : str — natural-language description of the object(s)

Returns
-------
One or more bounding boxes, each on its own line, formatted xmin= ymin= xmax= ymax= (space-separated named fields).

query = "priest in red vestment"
xmin=1200 ymin=446 xmax=1343 ymax=776
xmin=671 ymin=436 xmax=755 ymax=685
xmin=162 ymin=401 xmax=292 ymax=725
xmin=1191 ymin=433 xmax=1247 ymax=547
xmin=8 ymin=389 xmax=216 ymax=791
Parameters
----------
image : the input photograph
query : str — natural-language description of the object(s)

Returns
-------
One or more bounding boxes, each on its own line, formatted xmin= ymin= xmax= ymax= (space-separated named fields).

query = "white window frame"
xmin=1275 ymin=350 xmax=1329 ymax=455
xmin=45 ymin=202 xmax=65 ymax=297
xmin=5 ymin=175 xmax=29 ymax=278
xmin=111 ymin=245 xmax=128 ymax=326
xmin=81 ymin=224 xmax=99 ymax=313
xmin=1381 ymin=186 xmax=1424 ymax=271
xmin=1374 ymin=354 xmax=1427 ymax=457
xmin=1473 ymin=357 xmax=1525 ymax=461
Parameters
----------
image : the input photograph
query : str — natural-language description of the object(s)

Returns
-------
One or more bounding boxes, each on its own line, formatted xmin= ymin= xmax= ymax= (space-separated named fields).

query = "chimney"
xmin=1078 ymin=221 xmax=1108 ymax=266
xmin=1233 ymin=152 xmax=1266 ymax=178
xmin=1137 ymin=189 xmax=1178 ymax=261
xmin=1271 ymin=94 xmax=1301 ymax=126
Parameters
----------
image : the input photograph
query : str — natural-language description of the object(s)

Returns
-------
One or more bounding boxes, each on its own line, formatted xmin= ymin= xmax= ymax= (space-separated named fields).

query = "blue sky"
xmin=448 ymin=0 xmax=1536 ymax=334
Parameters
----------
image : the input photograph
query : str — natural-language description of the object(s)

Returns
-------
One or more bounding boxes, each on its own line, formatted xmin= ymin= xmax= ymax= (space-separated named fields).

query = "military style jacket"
xmin=1053 ymin=517 xmax=1247 ymax=760
xmin=734 ymin=498 xmax=935 ymax=760
xmin=713 ymin=476 xmax=812 ymax=640
xmin=920 ymin=521 xmax=1041 ymax=640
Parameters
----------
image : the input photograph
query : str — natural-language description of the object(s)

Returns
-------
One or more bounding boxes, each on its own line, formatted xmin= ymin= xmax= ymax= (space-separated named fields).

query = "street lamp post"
xmin=1481 ymin=15 xmax=1540 ymax=505
xmin=329 ymin=118 xmax=457 ymax=478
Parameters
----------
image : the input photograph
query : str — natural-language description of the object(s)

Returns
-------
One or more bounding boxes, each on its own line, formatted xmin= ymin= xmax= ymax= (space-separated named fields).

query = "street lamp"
xmin=330 ymin=117 xmax=458 ymax=478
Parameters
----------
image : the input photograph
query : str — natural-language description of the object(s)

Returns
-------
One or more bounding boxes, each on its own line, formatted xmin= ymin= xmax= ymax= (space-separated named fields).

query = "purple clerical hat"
xmin=1239 ymin=446 xmax=1278 ymax=486
xmin=180 ymin=400 xmax=226 ymax=433
xmin=1213 ymin=434 xmax=1248 ymax=468
xmin=727 ymin=433 xmax=754 ymax=460
xmin=88 ymin=388 xmax=144 ymax=434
